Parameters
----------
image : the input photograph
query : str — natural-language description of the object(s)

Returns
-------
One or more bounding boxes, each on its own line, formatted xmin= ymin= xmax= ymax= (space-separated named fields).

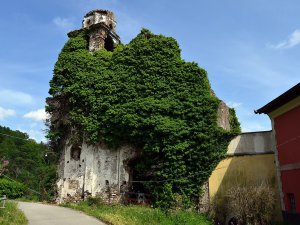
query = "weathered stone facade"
xmin=57 ymin=10 xmax=129 ymax=203
xmin=217 ymin=101 xmax=230 ymax=131
xmin=68 ymin=9 xmax=120 ymax=52
xmin=57 ymin=142 xmax=138 ymax=203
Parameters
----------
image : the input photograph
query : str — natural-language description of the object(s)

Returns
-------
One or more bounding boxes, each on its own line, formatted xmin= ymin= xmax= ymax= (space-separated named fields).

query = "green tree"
xmin=0 ymin=126 xmax=57 ymax=200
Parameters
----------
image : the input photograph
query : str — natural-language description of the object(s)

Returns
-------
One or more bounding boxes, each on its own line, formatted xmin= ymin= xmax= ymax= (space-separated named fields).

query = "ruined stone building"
xmin=68 ymin=9 xmax=120 ymax=52
xmin=56 ymin=9 xmax=233 ymax=204
xmin=57 ymin=10 xmax=134 ymax=203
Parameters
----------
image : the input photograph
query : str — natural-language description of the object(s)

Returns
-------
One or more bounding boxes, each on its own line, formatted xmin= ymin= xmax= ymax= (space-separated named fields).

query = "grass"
xmin=0 ymin=201 xmax=28 ymax=225
xmin=64 ymin=201 xmax=213 ymax=225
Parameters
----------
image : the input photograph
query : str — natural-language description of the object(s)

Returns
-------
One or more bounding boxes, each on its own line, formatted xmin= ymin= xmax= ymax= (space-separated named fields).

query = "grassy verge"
xmin=64 ymin=201 xmax=212 ymax=225
xmin=0 ymin=201 xmax=28 ymax=225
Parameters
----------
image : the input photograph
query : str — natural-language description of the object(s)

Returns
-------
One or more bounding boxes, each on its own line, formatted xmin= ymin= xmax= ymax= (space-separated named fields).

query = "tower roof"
xmin=84 ymin=9 xmax=114 ymax=17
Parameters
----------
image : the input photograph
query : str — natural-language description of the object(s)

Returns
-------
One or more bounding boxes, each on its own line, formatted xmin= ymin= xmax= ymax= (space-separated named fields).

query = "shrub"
xmin=227 ymin=185 xmax=275 ymax=225
xmin=0 ymin=179 xmax=27 ymax=199
xmin=86 ymin=196 xmax=105 ymax=207
xmin=209 ymin=185 xmax=276 ymax=225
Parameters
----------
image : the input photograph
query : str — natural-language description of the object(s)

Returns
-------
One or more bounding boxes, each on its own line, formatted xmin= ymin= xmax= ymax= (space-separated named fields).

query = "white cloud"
xmin=0 ymin=107 xmax=16 ymax=120
xmin=226 ymin=101 xmax=242 ymax=109
xmin=23 ymin=109 xmax=49 ymax=122
xmin=269 ymin=29 xmax=300 ymax=49
xmin=53 ymin=17 xmax=75 ymax=31
xmin=0 ymin=89 xmax=33 ymax=105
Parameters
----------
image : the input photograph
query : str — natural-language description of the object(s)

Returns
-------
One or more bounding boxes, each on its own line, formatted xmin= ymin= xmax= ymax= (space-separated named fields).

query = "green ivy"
xmin=47 ymin=28 xmax=240 ymax=208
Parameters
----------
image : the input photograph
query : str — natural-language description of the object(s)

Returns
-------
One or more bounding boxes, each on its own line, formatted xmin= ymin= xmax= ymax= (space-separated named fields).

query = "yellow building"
xmin=208 ymin=131 xmax=282 ymax=222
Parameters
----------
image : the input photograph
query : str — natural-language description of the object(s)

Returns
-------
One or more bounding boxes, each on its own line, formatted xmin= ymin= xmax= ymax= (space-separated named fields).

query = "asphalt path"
xmin=18 ymin=201 xmax=106 ymax=225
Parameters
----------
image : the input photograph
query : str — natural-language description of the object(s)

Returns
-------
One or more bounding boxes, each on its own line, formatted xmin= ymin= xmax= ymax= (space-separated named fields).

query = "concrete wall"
xmin=227 ymin=131 xmax=273 ymax=155
xmin=56 ymin=142 xmax=138 ymax=203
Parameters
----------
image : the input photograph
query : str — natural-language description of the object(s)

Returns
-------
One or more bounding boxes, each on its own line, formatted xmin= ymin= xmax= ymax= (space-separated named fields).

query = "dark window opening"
xmin=104 ymin=35 xmax=114 ymax=51
xmin=105 ymin=180 xmax=109 ymax=185
xmin=228 ymin=217 xmax=238 ymax=225
xmin=128 ymin=158 xmax=150 ymax=194
xmin=70 ymin=145 xmax=81 ymax=161
xmin=86 ymin=19 xmax=91 ymax=26
xmin=121 ymin=158 xmax=152 ymax=205
xmin=109 ymin=24 xmax=113 ymax=29
xmin=288 ymin=193 xmax=297 ymax=213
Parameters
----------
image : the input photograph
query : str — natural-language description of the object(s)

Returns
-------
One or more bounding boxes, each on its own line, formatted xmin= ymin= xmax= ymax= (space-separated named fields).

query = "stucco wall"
xmin=209 ymin=154 xmax=278 ymax=197
xmin=57 ymin=142 xmax=138 ymax=203
xmin=273 ymin=102 xmax=300 ymax=217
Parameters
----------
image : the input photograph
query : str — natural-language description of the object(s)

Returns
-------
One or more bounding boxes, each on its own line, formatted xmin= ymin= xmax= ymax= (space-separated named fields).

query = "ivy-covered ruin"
xmin=46 ymin=9 xmax=240 ymax=208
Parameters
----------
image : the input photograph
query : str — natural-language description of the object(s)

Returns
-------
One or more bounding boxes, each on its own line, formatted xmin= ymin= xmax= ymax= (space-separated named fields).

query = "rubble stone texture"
xmin=69 ymin=9 xmax=120 ymax=52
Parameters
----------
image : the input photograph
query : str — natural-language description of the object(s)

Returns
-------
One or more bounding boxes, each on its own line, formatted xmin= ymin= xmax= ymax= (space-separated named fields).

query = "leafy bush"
xmin=0 ymin=179 xmax=26 ymax=199
xmin=86 ymin=196 xmax=105 ymax=207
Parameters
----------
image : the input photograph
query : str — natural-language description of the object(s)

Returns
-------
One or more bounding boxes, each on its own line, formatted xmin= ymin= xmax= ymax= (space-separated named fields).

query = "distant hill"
xmin=0 ymin=125 xmax=57 ymax=200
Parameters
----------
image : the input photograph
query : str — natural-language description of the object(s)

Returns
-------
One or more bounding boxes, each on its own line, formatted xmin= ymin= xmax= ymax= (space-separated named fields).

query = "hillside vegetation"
xmin=0 ymin=125 xmax=57 ymax=200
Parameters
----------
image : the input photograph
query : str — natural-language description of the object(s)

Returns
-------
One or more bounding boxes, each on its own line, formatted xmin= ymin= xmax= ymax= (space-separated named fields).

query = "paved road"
xmin=18 ymin=202 xmax=106 ymax=225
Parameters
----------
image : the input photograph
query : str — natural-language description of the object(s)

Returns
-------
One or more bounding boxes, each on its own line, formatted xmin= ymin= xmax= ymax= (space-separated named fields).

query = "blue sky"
xmin=0 ymin=0 xmax=299 ymax=142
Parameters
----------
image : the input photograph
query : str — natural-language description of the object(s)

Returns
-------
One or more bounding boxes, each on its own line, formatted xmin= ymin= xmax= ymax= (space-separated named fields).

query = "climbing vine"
xmin=46 ymin=29 xmax=240 ymax=208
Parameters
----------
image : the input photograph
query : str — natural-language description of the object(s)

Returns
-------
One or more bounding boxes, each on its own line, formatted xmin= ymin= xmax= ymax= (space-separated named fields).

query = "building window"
xmin=104 ymin=35 xmax=114 ymax=51
xmin=287 ymin=193 xmax=296 ymax=213
xmin=70 ymin=144 xmax=81 ymax=161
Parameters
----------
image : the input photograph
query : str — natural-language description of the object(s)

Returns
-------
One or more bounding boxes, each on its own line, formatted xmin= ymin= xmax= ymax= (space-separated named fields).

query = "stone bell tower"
xmin=68 ymin=9 xmax=121 ymax=52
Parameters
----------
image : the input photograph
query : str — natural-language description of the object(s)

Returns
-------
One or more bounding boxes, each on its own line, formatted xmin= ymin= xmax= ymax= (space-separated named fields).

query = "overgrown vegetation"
xmin=64 ymin=198 xmax=212 ymax=225
xmin=0 ymin=126 xmax=57 ymax=200
xmin=210 ymin=185 xmax=276 ymax=225
xmin=0 ymin=201 xmax=28 ymax=225
xmin=227 ymin=186 xmax=276 ymax=225
xmin=47 ymin=28 xmax=240 ymax=208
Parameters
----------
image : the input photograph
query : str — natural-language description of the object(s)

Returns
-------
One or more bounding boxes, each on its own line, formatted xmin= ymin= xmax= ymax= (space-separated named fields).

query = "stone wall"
xmin=217 ymin=101 xmax=230 ymax=131
xmin=82 ymin=9 xmax=116 ymax=31
xmin=56 ymin=142 xmax=138 ymax=203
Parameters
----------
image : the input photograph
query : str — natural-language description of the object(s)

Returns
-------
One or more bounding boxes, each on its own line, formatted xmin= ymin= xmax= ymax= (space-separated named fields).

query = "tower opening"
xmin=104 ymin=35 xmax=114 ymax=51
xmin=70 ymin=144 xmax=81 ymax=161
